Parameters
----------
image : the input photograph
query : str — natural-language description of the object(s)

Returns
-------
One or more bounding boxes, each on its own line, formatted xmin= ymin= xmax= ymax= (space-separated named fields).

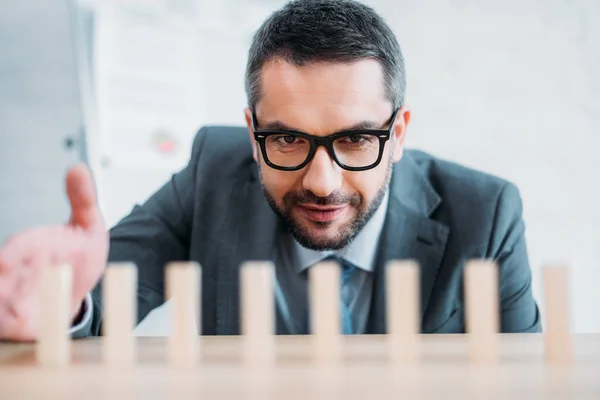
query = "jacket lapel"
xmin=215 ymin=162 xmax=282 ymax=335
xmin=366 ymin=154 xmax=449 ymax=334
xmin=214 ymin=152 xmax=450 ymax=335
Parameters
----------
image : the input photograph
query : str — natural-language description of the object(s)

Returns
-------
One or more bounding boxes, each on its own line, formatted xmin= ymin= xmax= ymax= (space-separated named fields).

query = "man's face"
xmin=245 ymin=59 xmax=410 ymax=250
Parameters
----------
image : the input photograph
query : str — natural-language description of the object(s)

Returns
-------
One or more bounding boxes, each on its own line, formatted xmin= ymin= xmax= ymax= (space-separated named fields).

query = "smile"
xmin=296 ymin=204 xmax=349 ymax=222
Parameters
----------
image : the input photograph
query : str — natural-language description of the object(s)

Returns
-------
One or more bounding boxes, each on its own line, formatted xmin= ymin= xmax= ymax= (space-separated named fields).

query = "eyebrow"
xmin=258 ymin=119 xmax=386 ymax=135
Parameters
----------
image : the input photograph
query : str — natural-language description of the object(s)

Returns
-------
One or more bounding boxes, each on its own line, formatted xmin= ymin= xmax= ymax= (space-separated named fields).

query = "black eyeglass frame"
xmin=251 ymin=108 xmax=400 ymax=172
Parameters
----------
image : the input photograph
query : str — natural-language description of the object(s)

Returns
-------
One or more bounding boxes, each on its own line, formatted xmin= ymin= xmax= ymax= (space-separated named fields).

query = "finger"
xmin=0 ymin=276 xmax=12 ymax=317
xmin=0 ymin=304 xmax=12 ymax=338
xmin=66 ymin=164 xmax=103 ymax=229
xmin=12 ymin=227 xmax=77 ymax=303
xmin=0 ymin=293 xmax=37 ymax=342
xmin=0 ymin=247 xmax=14 ymax=305
xmin=0 ymin=229 xmax=68 ymax=342
xmin=0 ymin=234 xmax=32 ymax=294
xmin=0 ymin=273 xmax=20 ymax=339
xmin=0 ymin=227 xmax=63 ymax=300
xmin=0 ymin=227 xmax=50 ymax=271
xmin=0 ymin=234 xmax=19 ymax=273
xmin=11 ymin=250 xmax=48 ymax=304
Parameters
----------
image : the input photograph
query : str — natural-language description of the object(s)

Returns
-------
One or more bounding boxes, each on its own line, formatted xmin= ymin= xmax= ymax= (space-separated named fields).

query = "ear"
xmin=244 ymin=107 xmax=258 ymax=162
xmin=391 ymin=105 xmax=411 ymax=163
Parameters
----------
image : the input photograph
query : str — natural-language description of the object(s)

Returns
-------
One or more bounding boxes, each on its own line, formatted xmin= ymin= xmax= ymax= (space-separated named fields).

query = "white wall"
xmin=84 ymin=0 xmax=600 ymax=335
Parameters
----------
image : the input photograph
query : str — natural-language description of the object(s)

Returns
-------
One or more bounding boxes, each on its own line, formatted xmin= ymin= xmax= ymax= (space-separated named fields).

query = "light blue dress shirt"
xmin=273 ymin=190 xmax=389 ymax=334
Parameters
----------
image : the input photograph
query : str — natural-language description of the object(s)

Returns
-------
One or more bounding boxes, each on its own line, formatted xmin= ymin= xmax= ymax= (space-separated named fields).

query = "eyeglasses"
xmin=251 ymin=109 xmax=399 ymax=171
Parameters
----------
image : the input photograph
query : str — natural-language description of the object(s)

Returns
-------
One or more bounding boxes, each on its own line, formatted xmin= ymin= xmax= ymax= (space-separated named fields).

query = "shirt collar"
xmin=291 ymin=189 xmax=389 ymax=273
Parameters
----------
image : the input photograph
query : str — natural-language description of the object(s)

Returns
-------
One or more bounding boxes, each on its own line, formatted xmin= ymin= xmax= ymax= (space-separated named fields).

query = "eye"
xmin=282 ymin=136 xmax=296 ymax=144
xmin=341 ymin=134 xmax=373 ymax=144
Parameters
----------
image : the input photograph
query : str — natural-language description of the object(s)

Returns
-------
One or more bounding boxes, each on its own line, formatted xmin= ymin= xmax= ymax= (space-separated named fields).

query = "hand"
xmin=0 ymin=165 xmax=109 ymax=341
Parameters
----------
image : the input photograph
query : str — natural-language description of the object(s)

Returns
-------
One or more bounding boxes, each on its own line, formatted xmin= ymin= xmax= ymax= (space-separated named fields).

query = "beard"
xmin=259 ymin=157 xmax=393 ymax=251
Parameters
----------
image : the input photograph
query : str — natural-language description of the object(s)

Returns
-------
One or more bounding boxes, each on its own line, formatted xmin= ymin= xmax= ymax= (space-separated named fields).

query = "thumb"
xmin=66 ymin=164 xmax=102 ymax=229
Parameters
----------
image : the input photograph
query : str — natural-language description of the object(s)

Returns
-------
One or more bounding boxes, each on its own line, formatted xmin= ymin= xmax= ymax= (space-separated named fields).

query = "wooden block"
xmin=240 ymin=261 xmax=275 ymax=364
xmin=37 ymin=264 xmax=72 ymax=367
xmin=166 ymin=262 xmax=201 ymax=367
xmin=309 ymin=260 xmax=342 ymax=364
xmin=386 ymin=260 xmax=420 ymax=363
xmin=543 ymin=265 xmax=572 ymax=364
xmin=102 ymin=262 xmax=138 ymax=366
xmin=464 ymin=260 xmax=499 ymax=364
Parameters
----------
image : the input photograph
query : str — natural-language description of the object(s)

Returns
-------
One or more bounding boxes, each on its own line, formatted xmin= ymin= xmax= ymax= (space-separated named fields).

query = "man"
xmin=0 ymin=0 xmax=541 ymax=341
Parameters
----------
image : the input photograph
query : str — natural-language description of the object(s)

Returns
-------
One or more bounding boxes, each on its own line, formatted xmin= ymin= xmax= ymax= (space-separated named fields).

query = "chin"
xmin=290 ymin=219 xmax=357 ymax=251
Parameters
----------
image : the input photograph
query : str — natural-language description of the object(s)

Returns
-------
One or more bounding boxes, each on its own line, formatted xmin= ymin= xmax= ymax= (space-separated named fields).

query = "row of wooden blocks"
xmin=36 ymin=259 xmax=571 ymax=367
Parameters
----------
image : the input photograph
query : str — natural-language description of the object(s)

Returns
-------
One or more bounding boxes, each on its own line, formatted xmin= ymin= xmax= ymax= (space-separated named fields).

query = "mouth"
xmin=296 ymin=204 xmax=349 ymax=222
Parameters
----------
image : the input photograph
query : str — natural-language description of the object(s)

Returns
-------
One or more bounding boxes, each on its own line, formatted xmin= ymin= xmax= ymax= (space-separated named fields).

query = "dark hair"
xmin=245 ymin=0 xmax=406 ymax=111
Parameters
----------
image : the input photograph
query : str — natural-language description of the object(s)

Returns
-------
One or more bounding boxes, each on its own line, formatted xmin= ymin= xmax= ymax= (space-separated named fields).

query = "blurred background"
xmin=1 ymin=0 xmax=598 ymax=335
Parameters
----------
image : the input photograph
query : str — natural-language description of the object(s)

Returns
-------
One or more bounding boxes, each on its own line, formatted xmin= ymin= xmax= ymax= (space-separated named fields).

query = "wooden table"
xmin=1 ymin=334 xmax=599 ymax=399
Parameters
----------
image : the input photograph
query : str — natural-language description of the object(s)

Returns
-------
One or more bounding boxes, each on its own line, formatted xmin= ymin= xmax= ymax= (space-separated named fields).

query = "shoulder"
xmin=405 ymin=149 xmax=524 ymax=246
xmin=191 ymin=125 xmax=253 ymax=160
xmin=188 ymin=125 xmax=255 ymax=178
xmin=406 ymin=149 xmax=521 ymax=210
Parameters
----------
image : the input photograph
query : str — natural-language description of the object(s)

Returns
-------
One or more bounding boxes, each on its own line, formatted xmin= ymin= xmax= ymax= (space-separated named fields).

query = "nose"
xmin=302 ymin=147 xmax=342 ymax=197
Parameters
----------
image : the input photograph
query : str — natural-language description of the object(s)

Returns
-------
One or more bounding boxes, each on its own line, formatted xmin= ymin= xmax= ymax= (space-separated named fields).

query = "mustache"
xmin=283 ymin=190 xmax=362 ymax=208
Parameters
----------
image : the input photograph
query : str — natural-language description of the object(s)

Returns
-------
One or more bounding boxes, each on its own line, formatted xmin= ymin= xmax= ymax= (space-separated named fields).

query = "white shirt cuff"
xmin=69 ymin=293 xmax=93 ymax=334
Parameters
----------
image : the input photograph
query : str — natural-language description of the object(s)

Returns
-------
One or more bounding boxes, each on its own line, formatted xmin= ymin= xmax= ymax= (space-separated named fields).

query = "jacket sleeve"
xmin=488 ymin=182 xmax=542 ymax=333
xmin=72 ymin=128 xmax=208 ymax=337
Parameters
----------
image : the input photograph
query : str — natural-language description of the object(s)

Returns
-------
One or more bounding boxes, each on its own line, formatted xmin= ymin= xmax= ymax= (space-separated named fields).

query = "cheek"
xmin=260 ymin=167 xmax=301 ymax=199
xmin=343 ymin=168 xmax=387 ymax=202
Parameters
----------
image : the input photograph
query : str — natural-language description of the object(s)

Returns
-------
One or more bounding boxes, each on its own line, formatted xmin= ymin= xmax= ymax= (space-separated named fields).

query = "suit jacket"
xmin=79 ymin=125 xmax=542 ymax=336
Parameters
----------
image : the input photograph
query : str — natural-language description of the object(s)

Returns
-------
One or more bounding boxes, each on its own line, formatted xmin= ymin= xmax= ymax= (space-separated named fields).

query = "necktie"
xmin=323 ymin=255 xmax=355 ymax=334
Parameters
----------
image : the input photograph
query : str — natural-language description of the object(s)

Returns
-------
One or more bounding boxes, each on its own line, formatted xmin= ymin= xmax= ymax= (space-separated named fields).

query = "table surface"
xmin=1 ymin=334 xmax=599 ymax=399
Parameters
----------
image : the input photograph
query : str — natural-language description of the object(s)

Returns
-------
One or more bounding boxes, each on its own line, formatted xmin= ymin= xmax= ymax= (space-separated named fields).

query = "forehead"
xmin=256 ymin=59 xmax=391 ymax=136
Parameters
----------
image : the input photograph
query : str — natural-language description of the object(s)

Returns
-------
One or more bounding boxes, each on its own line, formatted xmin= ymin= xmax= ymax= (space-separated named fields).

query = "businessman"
xmin=0 ymin=0 xmax=541 ymax=340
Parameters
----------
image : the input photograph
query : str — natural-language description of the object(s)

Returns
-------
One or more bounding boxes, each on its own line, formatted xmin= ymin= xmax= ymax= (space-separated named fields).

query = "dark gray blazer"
xmin=78 ymin=125 xmax=542 ymax=337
